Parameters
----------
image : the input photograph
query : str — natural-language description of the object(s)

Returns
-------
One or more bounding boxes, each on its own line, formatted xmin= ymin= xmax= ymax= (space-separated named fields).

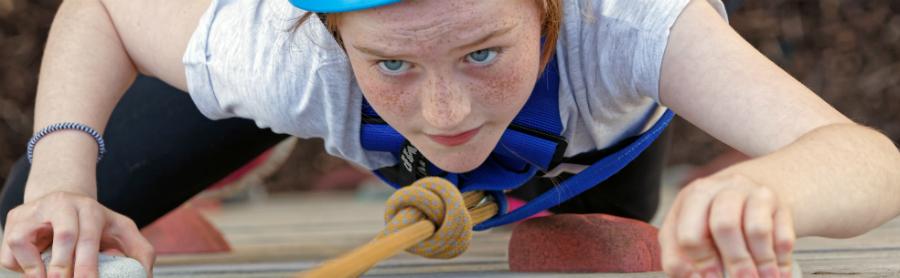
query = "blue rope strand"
xmin=26 ymin=122 xmax=106 ymax=164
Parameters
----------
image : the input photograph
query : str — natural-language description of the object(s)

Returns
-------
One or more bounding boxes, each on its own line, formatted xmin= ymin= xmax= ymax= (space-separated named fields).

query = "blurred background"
xmin=1 ymin=0 xmax=899 ymax=191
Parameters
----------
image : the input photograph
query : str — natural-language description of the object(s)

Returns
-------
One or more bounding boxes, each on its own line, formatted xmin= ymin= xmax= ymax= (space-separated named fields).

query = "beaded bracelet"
xmin=26 ymin=122 xmax=107 ymax=164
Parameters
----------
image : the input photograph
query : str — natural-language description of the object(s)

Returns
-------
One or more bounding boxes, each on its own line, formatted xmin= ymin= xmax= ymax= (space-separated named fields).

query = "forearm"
xmin=25 ymin=0 xmax=137 ymax=201
xmin=717 ymin=123 xmax=900 ymax=238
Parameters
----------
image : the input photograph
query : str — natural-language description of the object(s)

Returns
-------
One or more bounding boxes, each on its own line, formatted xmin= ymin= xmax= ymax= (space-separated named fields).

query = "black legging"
xmin=0 ymin=76 xmax=288 ymax=228
xmin=1 ymin=76 xmax=670 ymax=229
xmin=509 ymin=128 xmax=671 ymax=222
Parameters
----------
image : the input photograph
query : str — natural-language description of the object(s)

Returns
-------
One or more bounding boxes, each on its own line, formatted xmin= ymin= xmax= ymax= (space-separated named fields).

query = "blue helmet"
xmin=288 ymin=0 xmax=402 ymax=13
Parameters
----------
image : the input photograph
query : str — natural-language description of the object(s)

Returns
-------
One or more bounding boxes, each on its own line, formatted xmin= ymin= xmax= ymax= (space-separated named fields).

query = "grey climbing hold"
xmin=41 ymin=251 xmax=147 ymax=278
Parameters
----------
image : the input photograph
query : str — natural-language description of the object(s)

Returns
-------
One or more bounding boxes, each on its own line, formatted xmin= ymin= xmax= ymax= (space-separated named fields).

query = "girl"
xmin=1 ymin=0 xmax=899 ymax=277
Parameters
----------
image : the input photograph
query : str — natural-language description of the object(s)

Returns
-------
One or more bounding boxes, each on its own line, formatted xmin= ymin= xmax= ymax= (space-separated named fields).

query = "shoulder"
xmin=555 ymin=0 xmax=727 ymax=101
xmin=197 ymin=0 xmax=347 ymax=63
xmin=552 ymin=0 xmax=728 ymax=152
xmin=183 ymin=0 xmax=356 ymax=131
xmin=560 ymin=0 xmax=718 ymax=34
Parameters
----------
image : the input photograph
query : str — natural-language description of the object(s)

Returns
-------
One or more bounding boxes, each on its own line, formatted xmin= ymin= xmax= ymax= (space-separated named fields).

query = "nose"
xmin=421 ymin=75 xmax=471 ymax=130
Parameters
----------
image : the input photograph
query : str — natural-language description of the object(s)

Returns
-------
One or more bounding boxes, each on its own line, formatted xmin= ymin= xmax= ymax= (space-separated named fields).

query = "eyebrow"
xmin=352 ymin=25 xmax=515 ymax=58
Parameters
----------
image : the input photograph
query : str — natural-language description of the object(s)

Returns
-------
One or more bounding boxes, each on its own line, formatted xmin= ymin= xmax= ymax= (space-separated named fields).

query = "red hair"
xmin=292 ymin=0 xmax=562 ymax=71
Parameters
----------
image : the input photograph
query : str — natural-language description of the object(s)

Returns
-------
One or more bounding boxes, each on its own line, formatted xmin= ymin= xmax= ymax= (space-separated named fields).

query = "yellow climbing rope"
xmin=298 ymin=177 xmax=499 ymax=278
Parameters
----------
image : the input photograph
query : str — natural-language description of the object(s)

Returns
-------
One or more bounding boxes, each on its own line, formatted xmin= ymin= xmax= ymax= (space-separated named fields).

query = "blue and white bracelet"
xmin=26 ymin=122 xmax=107 ymax=164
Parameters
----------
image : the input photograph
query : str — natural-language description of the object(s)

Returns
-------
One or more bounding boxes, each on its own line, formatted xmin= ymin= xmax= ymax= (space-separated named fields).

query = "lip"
xmin=427 ymin=127 xmax=481 ymax=147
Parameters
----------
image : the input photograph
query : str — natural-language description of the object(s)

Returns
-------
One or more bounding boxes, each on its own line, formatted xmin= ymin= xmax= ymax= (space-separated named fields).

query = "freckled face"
xmin=339 ymin=0 xmax=543 ymax=173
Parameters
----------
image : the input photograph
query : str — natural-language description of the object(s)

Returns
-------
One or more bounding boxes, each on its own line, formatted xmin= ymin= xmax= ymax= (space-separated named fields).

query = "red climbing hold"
xmin=508 ymin=213 xmax=661 ymax=273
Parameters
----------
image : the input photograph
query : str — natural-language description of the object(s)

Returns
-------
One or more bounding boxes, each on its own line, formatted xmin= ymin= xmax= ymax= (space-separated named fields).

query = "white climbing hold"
xmin=41 ymin=251 xmax=147 ymax=278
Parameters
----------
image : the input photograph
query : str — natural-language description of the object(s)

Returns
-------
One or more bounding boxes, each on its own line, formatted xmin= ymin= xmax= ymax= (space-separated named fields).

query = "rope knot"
xmin=381 ymin=177 xmax=472 ymax=258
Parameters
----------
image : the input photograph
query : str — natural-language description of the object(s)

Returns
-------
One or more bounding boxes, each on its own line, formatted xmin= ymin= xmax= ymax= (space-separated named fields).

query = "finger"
xmin=106 ymin=213 xmax=155 ymax=277
xmin=709 ymin=189 xmax=756 ymax=278
xmin=48 ymin=208 xmax=80 ymax=278
xmin=1 ymin=222 xmax=24 ymax=272
xmin=74 ymin=207 xmax=104 ymax=278
xmin=675 ymin=181 xmax=721 ymax=275
xmin=1 ymin=206 xmax=26 ymax=272
xmin=660 ymin=196 xmax=696 ymax=278
xmin=100 ymin=248 xmax=125 ymax=256
xmin=743 ymin=189 xmax=778 ymax=278
xmin=6 ymin=221 xmax=48 ymax=278
xmin=773 ymin=208 xmax=796 ymax=278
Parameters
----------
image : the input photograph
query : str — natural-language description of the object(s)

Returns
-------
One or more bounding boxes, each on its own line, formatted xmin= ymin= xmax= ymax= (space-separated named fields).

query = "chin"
xmin=419 ymin=144 xmax=494 ymax=174
xmin=408 ymin=127 xmax=503 ymax=174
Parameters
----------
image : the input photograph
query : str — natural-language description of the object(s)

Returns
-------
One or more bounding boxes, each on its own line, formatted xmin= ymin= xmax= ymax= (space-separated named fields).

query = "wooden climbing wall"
xmin=127 ymin=193 xmax=900 ymax=277
xmin=0 ymin=186 xmax=898 ymax=277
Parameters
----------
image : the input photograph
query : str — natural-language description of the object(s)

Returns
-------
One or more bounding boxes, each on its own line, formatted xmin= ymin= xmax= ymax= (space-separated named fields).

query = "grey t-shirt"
xmin=183 ymin=0 xmax=727 ymax=170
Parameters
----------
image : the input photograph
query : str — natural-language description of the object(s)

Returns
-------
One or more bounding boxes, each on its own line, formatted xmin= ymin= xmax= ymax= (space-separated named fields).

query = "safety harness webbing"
xmin=358 ymin=56 xmax=674 ymax=230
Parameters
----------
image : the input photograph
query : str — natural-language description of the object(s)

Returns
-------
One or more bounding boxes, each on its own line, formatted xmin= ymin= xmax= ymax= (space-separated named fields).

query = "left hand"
xmin=659 ymin=173 xmax=796 ymax=278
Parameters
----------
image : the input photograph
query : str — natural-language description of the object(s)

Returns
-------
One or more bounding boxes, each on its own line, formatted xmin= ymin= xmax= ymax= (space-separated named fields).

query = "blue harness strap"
xmin=474 ymin=109 xmax=674 ymax=229
xmin=358 ymin=56 xmax=674 ymax=231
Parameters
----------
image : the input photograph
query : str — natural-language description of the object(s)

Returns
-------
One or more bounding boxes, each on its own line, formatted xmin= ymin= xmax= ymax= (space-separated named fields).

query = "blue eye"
xmin=377 ymin=60 xmax=411 ymax=75
xmin=466 ymin=48 xmax=499 ymax=65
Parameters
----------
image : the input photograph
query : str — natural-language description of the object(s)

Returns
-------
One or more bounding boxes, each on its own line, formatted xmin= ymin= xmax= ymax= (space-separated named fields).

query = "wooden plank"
xmin=2 ymin=191 xmax=899 ymax=277
xmin=794 ymin=249 xmax=900 ymax=277
xmin=155 ymin=192 xmax=900 ymax=277
xmin=153 ymin=257 xmax=667 ymax=277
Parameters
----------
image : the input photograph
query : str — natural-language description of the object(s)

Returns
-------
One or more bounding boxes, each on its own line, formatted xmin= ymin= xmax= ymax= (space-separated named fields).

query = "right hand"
xmin=1 ymin=191 xmax=155 ymax=278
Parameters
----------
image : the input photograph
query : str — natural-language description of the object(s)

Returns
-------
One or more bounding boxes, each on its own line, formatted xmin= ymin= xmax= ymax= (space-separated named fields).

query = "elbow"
xmin=829 ymin=124 xmax=900 ymax=236
xmin=865 ymin=126 xmax=900 ymax=188
xmin=856 ymin=125 xmax=900 ymax=227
